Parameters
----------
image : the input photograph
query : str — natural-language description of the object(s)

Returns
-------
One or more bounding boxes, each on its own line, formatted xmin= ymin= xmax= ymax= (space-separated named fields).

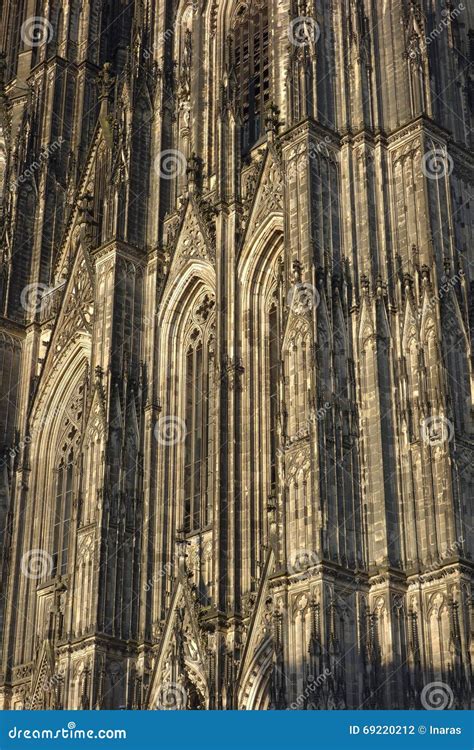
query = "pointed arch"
xmin=146 ymin=578 xmax=210 ymax=710
xmin=9 ymin=343 xmax=89 ymax=686
xmin=238 ymin=227 xmax=283 ymax=590
xmin=29 ymin=341 xmax=89 ymax=453
xmin=27 ymin=345 xmax=88 ymax=581
xmin=154 ymin=261 xmax=216 ymax=618
xmin=238 ymin=213 xmax=284 ymax=283
xmin=239 ymin=637 xmax=273 ymax=710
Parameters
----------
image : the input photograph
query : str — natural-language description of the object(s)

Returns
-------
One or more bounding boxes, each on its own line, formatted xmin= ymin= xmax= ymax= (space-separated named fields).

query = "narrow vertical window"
xmin=184 ymin=347 xmax=194 ymax=532
xmin=269 ymin=305 xmax=279 ymax=490
xmin=52 ymin=464 xmax=64 ymax=575
xmin=62 ymin=460 xmax=73 ymax=574
xmin=193 ymin=342 xmax=203 ymax=529
xmin=52 ymin=454 xmax=73 ymax=577
xmin=232 ymin=3 xmax=270 ymax=152
xmin=183 ymin=337 xmax=209 ymax=533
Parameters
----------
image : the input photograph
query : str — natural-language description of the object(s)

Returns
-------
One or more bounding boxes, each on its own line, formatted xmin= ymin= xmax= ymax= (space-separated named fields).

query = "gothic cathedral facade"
xmin=0 ymin=0 xmax=473 ymax=711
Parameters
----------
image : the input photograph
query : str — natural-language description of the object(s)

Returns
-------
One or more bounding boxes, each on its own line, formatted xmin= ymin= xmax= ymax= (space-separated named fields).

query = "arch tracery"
xmin=156 ymin=263 xmax=217 ymax=613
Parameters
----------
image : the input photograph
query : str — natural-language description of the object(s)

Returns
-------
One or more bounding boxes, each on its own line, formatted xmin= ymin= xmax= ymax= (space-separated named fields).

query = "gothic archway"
xmin=238 ymin=638 xmax=273 ymax=710
xmin=238 ymin=221 xmax=284 ymax=596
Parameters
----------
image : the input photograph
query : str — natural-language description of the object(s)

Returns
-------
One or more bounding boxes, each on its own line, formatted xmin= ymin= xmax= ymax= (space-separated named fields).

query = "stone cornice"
xmin=406 ymin=560 xmax=474 ymax=586
xmin=56 ymin=633 xmax=140 ymax=656
xmin=368 ymin=566 xmax=408 ymax=588
xmin=0 ymin=317 xmax=26 ymax=340
xmin=271 ymin=561 xmax=369 ymax=588
xmin=279 ymin=118 xmax=341 ymax=151
xmin=91 ymin=239 xmax=148 ymax=267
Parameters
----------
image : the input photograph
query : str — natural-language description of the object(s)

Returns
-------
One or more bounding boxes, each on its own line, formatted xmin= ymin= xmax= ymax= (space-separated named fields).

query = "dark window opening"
xmin=232 ymin=4 xmax=270 ymax=153
xmin=52 ymin=454 xmax=73 ymax=577
xmin=269 ymin=305 xmax=279 ymax=490
xmin=184 ymin=340 xmax=209 ymax=533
